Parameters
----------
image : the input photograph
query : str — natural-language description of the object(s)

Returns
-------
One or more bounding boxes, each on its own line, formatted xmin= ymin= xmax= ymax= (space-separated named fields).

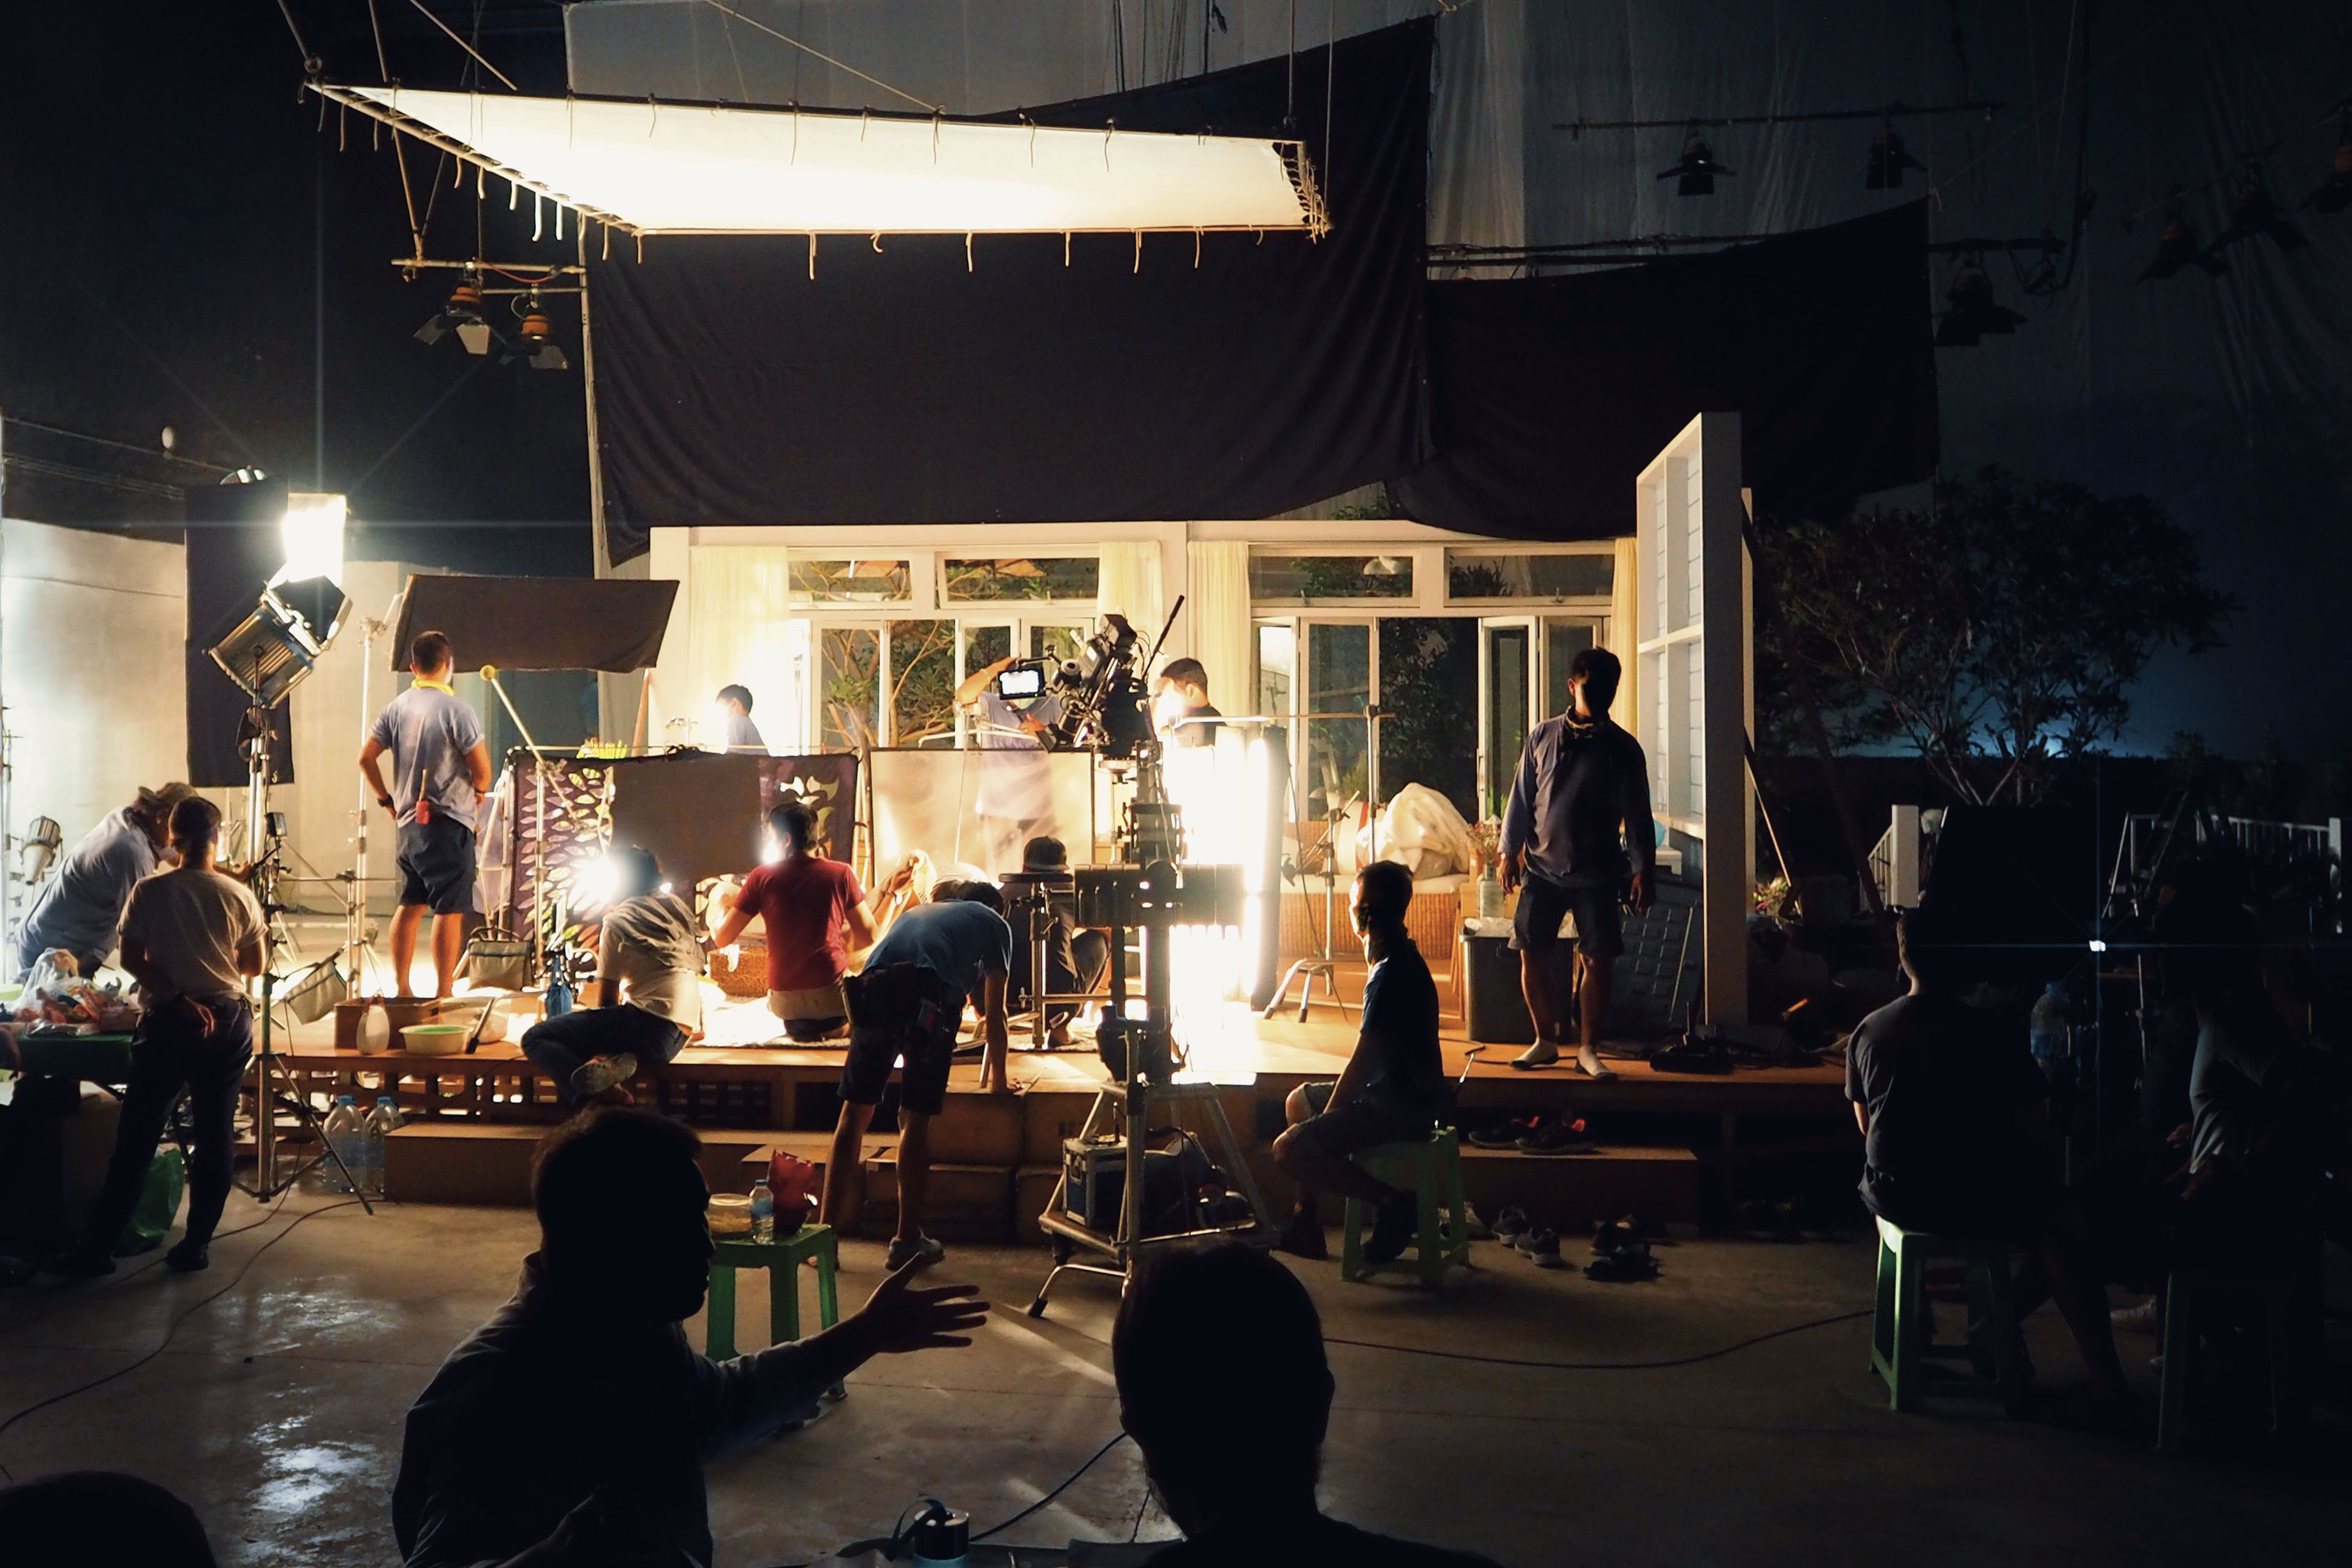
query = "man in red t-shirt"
xmin=714 ymin=800 xmax=903 ymax=1041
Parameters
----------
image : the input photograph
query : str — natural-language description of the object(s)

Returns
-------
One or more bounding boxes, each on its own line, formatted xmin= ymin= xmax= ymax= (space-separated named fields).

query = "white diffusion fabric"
xmin=1160 ymin=729 xmax=1260 ymax=1063
xmin=334 ymin=86 xmax=1317 ymax=236
xmin=869 ymin=748 xmax=1093 ymax=883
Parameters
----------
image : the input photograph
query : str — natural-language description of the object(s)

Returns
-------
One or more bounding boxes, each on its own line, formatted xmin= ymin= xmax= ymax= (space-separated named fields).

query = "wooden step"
xmin=383 ymin=1122 xmax=881 ymax=1206
xmin=1458 ymin=1143 xmax=1701 ymax=1227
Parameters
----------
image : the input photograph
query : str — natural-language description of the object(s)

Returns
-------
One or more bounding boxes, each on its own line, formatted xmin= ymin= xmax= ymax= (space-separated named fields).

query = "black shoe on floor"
xmin=164 ymin=1239 xmax=211 ymax=1273
xmin=1363 ymin=1191 xmax=1419 ymax=1266
xmin=1275 ymin=1208 xmax=1329 ymax=1261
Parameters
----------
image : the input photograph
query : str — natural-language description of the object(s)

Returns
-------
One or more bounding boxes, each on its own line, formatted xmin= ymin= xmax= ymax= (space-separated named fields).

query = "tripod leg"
xmin=255 ymin=1052 xmax=375 ymax=1212
xmin=1262 ymin=959 xmax=1310 ymax=1020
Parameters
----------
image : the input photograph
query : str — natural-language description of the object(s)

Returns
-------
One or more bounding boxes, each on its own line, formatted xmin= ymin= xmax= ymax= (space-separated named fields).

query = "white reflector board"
xmin=323 ymin=85 xmax=1323 ymax=238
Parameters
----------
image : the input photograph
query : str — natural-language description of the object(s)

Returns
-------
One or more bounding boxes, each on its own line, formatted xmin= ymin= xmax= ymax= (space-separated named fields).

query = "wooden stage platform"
xmin=282 ymin=962 xmax=1855 ymax=1237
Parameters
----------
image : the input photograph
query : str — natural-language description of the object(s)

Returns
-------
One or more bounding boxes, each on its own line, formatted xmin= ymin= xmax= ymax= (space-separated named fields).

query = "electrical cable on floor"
xmin=0 ymin=1198 xmax=366 ymax=1479
xmin=970 ymin=1430 xmax=1131 ymax=1542
xmin=1324 ymin=1308 xmax=1875 ymax=1370
xmin=0 ymin=1190 xmax=298 ymax=1338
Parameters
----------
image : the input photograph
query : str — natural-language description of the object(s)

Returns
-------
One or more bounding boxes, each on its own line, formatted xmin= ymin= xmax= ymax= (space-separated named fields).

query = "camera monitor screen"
xmin=995 ymin=665 xmax=1046 ymax=700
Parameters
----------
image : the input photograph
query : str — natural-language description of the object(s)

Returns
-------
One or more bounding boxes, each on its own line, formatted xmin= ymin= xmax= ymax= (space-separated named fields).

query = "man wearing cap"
xmin=1007 ymin=835 xmax=1109 ymax=1050
xmin=10 ymin=782 xmax=195 ymax=981
xmin=360 ymin=630 xmax=495 ymax=999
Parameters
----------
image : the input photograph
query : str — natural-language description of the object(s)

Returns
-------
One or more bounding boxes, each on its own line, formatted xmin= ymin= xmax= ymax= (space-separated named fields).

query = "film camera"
xmin=991 ymin=611 xmax=1160 ymax=761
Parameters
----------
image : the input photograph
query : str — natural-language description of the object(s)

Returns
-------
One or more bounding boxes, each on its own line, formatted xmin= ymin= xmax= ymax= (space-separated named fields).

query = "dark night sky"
xmin=1 ymin=1 xmax=592 ymax=575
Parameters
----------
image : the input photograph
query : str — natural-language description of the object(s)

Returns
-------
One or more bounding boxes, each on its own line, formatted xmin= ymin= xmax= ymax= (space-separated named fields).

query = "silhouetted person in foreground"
xmin=0 ymin=1470 xmax=218 ymax=1567
xmin=394 ymin=1109 xmax=987 ymax=1568
xmin=1115 ymin=1243 xmax=1498 ymax=1567
xmin=1845 ymin=903 xmax=2130 ymax=1421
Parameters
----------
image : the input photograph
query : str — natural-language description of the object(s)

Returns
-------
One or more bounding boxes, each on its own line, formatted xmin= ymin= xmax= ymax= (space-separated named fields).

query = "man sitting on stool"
xmin=1006 ymin=835 xmax=1109 ymax=1049
xmin=1498 ymin=646 xmax=1654 ymax=1078
xmin=1116 ymin=1242 xmax=1497 ymax=1567
xmin=1272 ymin=861 xmax=1446 ymax=1265
xmin=58 ymin=797 xmax=264 ymax=1276
xmin=519 ymin=848 xmax=706 ymax=1106
xmin=824 ymin=881 xmax=1014 ymax=1268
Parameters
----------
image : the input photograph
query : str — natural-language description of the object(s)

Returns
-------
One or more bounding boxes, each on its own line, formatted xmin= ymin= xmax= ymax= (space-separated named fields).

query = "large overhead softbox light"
xmin=315 ymin=85 xmax=1325 ymax=238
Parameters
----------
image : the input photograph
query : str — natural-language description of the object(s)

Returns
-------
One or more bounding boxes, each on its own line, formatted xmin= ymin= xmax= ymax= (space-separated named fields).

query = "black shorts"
xmin=1510 ymin=874 xmax=1624 ymax=959
xmin=397 ymin=815 xmax=478 ymax=916
xmin=841 ymin=1018 xmax=959 ymax=1117
xmin=1287 ymin=1080 xmax=1432 ymax=1161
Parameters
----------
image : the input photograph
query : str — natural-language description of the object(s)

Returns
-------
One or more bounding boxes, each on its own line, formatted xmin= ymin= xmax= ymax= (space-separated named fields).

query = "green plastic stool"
xmin=1869 ymin=1215 xmax=2029 ymax=1415
xmin=706 ymin=1224 xmax=845 ymax=1396
xmin=2156 ymin=1269 xmax=2308 ymax=1454
xmin=1339 ymin=1127 xmax=1471 ymax=1286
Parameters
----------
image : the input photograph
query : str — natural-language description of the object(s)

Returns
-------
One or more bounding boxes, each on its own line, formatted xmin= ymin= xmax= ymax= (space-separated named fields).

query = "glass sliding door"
xmin=1378 ymin=617 xmax=1477 ymax=821
xmin=818 ymin=626 xmax=881 ymax=750
xmin=1480 ymin=619 xmax=1532 ymax=821
xmin=1304 ymin=621 xmax=1371 ymax=827
xmin=1542 ymin=616 xmax=1602 ymax=720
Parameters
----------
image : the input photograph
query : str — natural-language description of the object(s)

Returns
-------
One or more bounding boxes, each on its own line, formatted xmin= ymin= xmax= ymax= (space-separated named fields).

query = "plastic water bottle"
xmin=748 ymin=1178 xmax=775 ymax=1244
xmin=322 ymin=1096 xmax=363 ymax=1194
xmin=366 ymin=1096 xmax=404 ymax=1197
xmin=2029 ymin=980 xmax=2070 ymax=1061
xmin=544 ymin=970 xmax=575 ymax=1019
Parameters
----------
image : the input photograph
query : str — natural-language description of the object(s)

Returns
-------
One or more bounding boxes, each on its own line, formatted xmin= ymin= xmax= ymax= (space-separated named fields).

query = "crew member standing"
xmin=360 ymin=631 xmax=494 ymax=999
xmin=717 ymin=684 xmax=767 ymax=753
xmin=10 ymin=783 xmax=194 ymax=981
xmin=1152 ymin=657 xmax=1223 ymax=748
xmin=1498 ymin=647 xmax=1654 ymax=1077
xmin=56 ymin=797 xmax=264 ymax=1276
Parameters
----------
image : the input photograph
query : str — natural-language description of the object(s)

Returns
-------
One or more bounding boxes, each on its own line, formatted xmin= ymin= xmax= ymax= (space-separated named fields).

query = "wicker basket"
xmin=710 ymin=939 xmax=769 ymax=1000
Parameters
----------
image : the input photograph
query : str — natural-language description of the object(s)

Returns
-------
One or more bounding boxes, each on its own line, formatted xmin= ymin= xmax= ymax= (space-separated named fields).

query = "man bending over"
xmin=1272 ymin=861 xmax=1447 ymax=1265
xmin=1116 ymin=1243 xmax=1498 ymax=1567
xmin=393 ymin=1109 xmax=986 ymax=1568
xmin=825 ymin=881 xmax=1014 ymax=1268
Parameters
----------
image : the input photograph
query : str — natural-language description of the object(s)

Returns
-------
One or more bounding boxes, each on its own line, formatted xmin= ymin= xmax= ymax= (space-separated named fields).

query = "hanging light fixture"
xmin=415 ymin=264 xmax=494 ymax=354
xmin=2207 ymin=164 xmax=2309 ymax=255
xmin=1934 ymin=260 xmax=2026 ymax=347
xmin=2310 ymin=116 xmax=2352 ymax=213
xmin=1656 ymin=128 xmax=1733 ymax=196
xmin=2138 ymin=187 xmax=2226 ymax=281
xmin=511 ymin=288 xmax=570 ymax=371
xmin=1864 ymin=123 xmax=1926 ymax=189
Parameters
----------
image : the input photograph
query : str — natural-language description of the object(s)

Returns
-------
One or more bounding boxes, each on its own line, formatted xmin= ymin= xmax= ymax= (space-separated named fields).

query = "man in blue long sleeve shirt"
xmin=1498 ymin=648 xmax=1656 ymax=1077
xmin=393 ymin=1110 xmax=987 ymax=1568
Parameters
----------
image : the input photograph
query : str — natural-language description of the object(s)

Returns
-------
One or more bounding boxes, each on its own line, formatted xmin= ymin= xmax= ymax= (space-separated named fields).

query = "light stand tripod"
xmin=1028 ymin=746 xmax=1272 ymax=1317
xmin=1262 ymin=703 xmax=1387 ymax=1020
xmin=233 ymin=704 xmax=371 ymax=1208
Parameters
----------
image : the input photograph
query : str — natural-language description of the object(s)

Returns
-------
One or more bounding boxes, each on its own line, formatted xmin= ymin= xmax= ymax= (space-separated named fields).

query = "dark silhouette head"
xmin=1158 ymin=657 xmax=1210 ymax=704
xmin=767 ymin=799 xmax=816 ymax=856
xmin=168 ymin=797 xmax=224 ymax=855
xmin=531 ymin=1109 xmax=711 ymax=1322
xmin=944 ymin=879 xmax=1005 ymax=914
xmin=0 ymin=1471 xmax=217 ymax=1567
xmin=718 ymin=684 xmax=754 ymax=715
xmin=1114 ymin=1243 xmax=1332 ymax=1536
xmin=410 ymin=630 xmax=453 ymax=676
xmin=1351 ymin=859 xmax=1414 ymax=938
xmin=1020 ymin=835 xmax=1071 ymax=874
xmin=612 ymin=846 xmax=663 ymax=900
xmin=1896 ymin=902 xmax=1967 ymax=992
xmin=1569 ymin=646 xmax=1621 ymax=714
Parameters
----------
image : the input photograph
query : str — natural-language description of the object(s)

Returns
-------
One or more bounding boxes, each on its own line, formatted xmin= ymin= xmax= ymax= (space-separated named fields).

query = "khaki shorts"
xmin=769 ymin=983 xmax=849 ymax=1042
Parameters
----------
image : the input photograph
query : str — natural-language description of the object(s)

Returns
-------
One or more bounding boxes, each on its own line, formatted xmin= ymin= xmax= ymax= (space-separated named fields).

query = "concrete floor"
xmin=2 ymin=1196 xmax=2347 ymax=1567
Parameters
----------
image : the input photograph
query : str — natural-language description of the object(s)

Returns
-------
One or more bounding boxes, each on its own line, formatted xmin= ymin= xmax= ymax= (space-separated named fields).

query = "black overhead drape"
xmin=1392 ymin=203 xmax=1940 ymax=536
xmin=591 ymin=20 xmax=1434 ymax=562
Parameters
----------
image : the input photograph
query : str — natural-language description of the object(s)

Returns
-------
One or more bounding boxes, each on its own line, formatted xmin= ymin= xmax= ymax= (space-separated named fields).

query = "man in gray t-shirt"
xmin=11 ymin=782 xmax=192 ymax=979
xmin=360 ymin=629 xmax=493 ymax=998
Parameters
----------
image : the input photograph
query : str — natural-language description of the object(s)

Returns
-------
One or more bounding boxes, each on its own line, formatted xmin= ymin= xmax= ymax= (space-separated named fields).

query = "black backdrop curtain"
xmin=185 ymin=478 xmax=295 ymax=789
xmin=1392 ymin=203 xmax=1939 ymax=536
xmin=592 ymin=20 xmax=1434 ymax=562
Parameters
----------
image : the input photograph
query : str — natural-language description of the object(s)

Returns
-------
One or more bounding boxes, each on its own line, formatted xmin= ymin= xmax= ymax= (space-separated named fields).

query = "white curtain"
xmin=1096 ymin=541 xmax=1164 ymax=652
xmin=1183 ymin=540 xmax=1254 ymax=715
xmin=686 ymin=546 xmax=802 ymax=751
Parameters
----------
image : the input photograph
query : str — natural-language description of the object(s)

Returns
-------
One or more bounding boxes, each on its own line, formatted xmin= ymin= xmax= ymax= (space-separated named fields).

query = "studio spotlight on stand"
xmin=1864 ymin=123 xmax=1926 ymax=189
xmin=510 ymin=289 xmax=570 ymax=372
xmin=1657 ymin=128 xmax=1733 ymax=196
xmin=1934 ymin=260 xmax=2027 ymax=347
xmin=415 ymin=264 xmax=494 ymax=355
xmin=2138 ymin=186 xmax=2226 ymax=281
